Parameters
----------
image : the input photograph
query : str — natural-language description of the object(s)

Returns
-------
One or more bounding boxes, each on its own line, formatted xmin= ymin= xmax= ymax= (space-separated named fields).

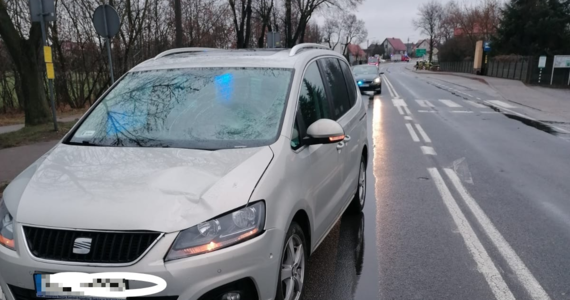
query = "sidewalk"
xmin=0 ymin=140 xmax=58 ymax=183
xmin=0 ymin=114 xmax=82 ymax=135
xmin=411 ymin=68 xmax=570 ymax=130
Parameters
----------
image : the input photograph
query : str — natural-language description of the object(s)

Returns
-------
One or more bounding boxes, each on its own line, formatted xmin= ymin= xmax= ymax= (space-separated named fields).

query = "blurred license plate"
xmin=34 ymin=273 xmax=127 ymax=300
xmin=360 ymin=84 xmax=369 ymax=87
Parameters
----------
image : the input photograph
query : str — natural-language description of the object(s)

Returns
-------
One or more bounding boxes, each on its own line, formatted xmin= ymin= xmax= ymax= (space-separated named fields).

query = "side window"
xmin=292 ymin=62 xmax=331 ymax=149
xmin=339 ymin=60 xmax=357 ymax=107
xmin=320 ymin=58 xmax=351 ymax=119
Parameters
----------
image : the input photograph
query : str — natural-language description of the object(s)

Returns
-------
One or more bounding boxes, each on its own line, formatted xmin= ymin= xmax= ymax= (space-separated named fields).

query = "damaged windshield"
xmin=67 ymin=68 xmax=293 ymax=149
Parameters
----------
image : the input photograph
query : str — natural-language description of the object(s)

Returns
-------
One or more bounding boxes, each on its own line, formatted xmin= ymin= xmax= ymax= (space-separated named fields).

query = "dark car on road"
xmin=352 ymin=65 xmax=383 ymax=96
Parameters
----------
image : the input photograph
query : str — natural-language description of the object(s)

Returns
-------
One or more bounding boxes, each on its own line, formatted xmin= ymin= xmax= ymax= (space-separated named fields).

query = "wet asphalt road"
xmin=303 ymin=63 xmax=570 ymax=300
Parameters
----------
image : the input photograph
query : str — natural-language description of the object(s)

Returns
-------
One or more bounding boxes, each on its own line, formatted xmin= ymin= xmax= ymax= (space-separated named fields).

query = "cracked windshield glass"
xmin=1 ymin=0 xmax=570 ymax=299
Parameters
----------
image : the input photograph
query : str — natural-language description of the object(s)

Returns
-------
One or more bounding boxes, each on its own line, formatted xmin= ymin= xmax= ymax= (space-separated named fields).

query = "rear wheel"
xmin=349 ymin=156 xmax=367 ymax=212
xmin=275 ymin=222 xmax=308 ymax=300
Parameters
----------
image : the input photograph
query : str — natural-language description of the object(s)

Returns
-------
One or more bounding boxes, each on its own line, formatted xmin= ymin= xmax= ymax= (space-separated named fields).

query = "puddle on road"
xmin=503 ymin=113 xmax=558 ymax=135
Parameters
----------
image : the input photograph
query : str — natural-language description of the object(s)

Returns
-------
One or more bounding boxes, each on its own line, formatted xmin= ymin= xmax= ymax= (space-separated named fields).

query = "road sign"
xmin=93 ymin=4 xmax=120 ymax=84
xmin=29 ymin=0 xmax=56 ymax=22
xmin=93 ymin=5 xmax=120 ymax=39
xmin=267 ymin=32 xmax=281 ymax=48
xmin=483 ymin=41 xmax=491 ymax=52
xmin=538 ymin=56 xmax=547 ymax=68
xmin=553 ymin=55 xmax=570 ymax=68
xmin=415 ymin=48 xmax=426 ymax=57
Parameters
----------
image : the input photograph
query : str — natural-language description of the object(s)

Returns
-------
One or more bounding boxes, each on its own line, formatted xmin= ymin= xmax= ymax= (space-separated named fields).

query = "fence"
xmin=438 ymin=56 xmax=570 ymax=88
xmin=438 ymin=61 xmax=473 ymax=74
xmin=485 ymin=57 xmax=531 ymax=82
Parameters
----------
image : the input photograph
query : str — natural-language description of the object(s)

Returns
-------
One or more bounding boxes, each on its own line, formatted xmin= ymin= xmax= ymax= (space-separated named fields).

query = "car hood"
xmin=6 ymin=144 xmax=273 ymax=233
xmin=354 ymin=74 xmax=379 ymax=81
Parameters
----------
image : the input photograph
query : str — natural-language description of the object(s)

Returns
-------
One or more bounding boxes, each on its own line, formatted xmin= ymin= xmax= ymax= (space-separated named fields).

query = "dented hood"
xmin=9 ymin=144 xmax=273 ymax=233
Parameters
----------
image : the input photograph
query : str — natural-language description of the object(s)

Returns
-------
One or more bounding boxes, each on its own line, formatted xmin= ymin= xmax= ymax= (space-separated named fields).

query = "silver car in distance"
xmin=0 ymin=44 xmax=369 ymax=300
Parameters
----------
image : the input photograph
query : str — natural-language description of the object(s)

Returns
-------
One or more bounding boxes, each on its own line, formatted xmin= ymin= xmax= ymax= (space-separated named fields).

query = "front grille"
xmin=8 ymin=285 xmax=178 ymax=300
xmin=23 ymin=226 xmax=160 ymax=264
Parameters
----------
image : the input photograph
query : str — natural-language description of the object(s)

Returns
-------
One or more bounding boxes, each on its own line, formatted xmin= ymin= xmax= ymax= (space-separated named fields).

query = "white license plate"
xmin=34 ymin=274 xmax=127 ymax=300
xmin=360 ymin=84 xmax=369 ymax=87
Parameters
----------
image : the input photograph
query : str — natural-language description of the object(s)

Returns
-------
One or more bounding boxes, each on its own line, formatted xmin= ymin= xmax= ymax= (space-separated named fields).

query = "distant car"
xmin=380 ymin=59 xmax=386 ymax=63
xmin=403 ymin=56 xmax=410 ymax=62
xmin=352 ymin=65 xmax=383 ymax=96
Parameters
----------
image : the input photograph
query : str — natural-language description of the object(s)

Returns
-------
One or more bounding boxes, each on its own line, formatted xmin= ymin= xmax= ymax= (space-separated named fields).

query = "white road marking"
xmin=444 ymin=169 xmax=551 ymax=300
xmin=396 ymin=106 xmax=404 ymax=115
xmin=404 ymin=116 xmax=413 ymax=120
xmin=420 ymin=146 xmax=436 ymax=155
xmin=383 ymin=75 xmax=400 ymax=98
xmin=477 ymin=97 xmax=482 ymax=100
xmin=481 ymin=111 xmax=498 ymax=114
xmin=416 ymin=100 xmax=435 ymax=107
xmin=418 ymin=110 xmax=436 ymax=113
xmin=403 ymin=106 xmax=411 ymax=115
xmin=414 ymin=124 xmax=431 ymax=143
xmin=451 ymin=111 xmax=474 ymax=113
xmin=439 ymin=99 xmax=463 ymax=108
xmin=428 ymin=168 xmax=516 ymax=300
xmin=392 ymin=99 xmax=407 ymax=107
xmin=487 ymin=100 xmax=515 ymax=109
xmin=405 ymin=123 xmax=420 ymax=142
xmin=465 ymin=101 xmax=486 ymax=108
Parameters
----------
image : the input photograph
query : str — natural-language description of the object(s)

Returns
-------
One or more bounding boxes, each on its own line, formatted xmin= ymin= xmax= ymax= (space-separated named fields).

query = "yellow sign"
xmin=44 ymin=46 xmax=53 ymax=63
xmin=46 ymin=62 xmax=55 ymax=79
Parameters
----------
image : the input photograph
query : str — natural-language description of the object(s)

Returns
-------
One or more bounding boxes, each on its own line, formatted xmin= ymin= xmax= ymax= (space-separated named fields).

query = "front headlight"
xmin=374 ymin=77 xmax=381 ymax=84
xmin=165 ymin=201 xmax=265 ymax=261
xmin=0 ymin=199 xmax=15 ymax=250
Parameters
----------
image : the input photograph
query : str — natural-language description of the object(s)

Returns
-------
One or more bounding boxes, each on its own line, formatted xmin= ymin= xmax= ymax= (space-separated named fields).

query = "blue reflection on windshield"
xmin=215 ymin=73 xmax=234 ymax=103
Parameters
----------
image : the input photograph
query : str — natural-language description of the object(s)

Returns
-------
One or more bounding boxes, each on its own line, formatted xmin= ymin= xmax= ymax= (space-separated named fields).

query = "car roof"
xmin=131 ymin=45 xmax=346 ymax=72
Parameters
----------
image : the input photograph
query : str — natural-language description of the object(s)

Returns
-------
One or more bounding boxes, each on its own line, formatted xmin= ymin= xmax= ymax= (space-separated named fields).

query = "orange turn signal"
xmin=0 ymin=234 xmax=14 ymax=250
xmin=329 ymin=135 xmax=345 ymax=142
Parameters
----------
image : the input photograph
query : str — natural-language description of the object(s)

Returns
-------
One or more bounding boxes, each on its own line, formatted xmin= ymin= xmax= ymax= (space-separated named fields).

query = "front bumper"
xmin=0 ymin=223 xmax=283 ymax=300
xmin=358 ymin=82 xmax=381 ymax=92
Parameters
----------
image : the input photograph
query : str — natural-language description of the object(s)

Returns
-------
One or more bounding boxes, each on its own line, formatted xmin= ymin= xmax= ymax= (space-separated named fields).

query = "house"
xmin=380 ymin=38 xmax=407 ymax=57
xmin=346 ymin=44 xmax=367 ymax=65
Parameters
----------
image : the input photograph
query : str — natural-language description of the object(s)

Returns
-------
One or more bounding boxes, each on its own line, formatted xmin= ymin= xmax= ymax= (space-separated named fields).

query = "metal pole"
xmin=550 ymin=66 xmax=555 ymax=85
xmin=102 ymin=5 xmax=114 ymax=83
xmin=38 ymin=0 xmax=58 ymax=131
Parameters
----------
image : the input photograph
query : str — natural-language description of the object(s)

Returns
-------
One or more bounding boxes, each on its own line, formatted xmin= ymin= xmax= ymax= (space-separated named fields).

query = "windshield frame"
xmin=63 ymin=67 xmax=296 ymax=150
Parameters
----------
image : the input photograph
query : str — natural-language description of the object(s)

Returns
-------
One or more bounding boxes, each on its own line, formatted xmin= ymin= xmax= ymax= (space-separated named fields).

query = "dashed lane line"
xmin=414 ymin=124 xmax=432 ymax=143
xmin=439 ymin=99 xmax=463 ymax=108
xmin=420 ymin=146 xmax=436 ymax=155
xmin=405 ymin=123 xmax=420 ymax=142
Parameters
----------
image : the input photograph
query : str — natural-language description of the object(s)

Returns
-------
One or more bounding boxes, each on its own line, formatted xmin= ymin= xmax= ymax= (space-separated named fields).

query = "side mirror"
xmin=304 ymin=119 xmax=345 ymax=145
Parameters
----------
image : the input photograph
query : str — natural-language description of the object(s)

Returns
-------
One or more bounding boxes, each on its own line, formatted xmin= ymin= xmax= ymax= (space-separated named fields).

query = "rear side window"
xmin=339 ymin=60 xmax=357 ymax=107
xmin=291 ymin=62 xmax=331 ymax=149
xmin=319 ymin=58 xmax=351 ymax=119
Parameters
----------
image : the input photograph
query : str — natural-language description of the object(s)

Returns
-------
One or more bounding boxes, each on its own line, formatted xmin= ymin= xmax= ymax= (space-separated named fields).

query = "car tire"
xmin=275 ymin=222 xmax=308 ymax=300
xmin=348 ymin=156 xmax=367 ymax=213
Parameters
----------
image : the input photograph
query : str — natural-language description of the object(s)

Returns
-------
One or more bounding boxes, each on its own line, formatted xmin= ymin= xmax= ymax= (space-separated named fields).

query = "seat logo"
xmin=73 ymin=237 xmax=92 ymax=254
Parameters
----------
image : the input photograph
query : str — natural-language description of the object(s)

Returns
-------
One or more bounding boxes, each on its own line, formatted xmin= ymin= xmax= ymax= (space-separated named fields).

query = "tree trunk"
xmin=429 ymin=36 xmax=434 ymax=63
xmin=0 ymin=3 xmax=51 ymax=126
xmin=174 ymin=0 xmax=183 ymax=47
xmin=258 ymin=23 xmax=267 ymax=48
xmin=285 ymin=0 xmax=293 ymax=47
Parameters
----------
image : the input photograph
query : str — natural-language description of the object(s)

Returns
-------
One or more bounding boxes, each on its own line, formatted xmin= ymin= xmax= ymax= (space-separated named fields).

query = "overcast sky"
xmin=351 ymin=0 xmax=480 ymax=47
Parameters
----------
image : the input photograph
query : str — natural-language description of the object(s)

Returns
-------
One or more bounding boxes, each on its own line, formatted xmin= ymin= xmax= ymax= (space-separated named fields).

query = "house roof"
xmin=385 ymin=38 xmax=407 ymax=51
xmin=347 ymin=44 xmax=366 ymax=57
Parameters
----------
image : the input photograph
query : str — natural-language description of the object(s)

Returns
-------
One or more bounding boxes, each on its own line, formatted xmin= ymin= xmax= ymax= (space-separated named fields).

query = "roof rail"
xmin=154 ymin=48 xmax=220 ymax=60
xmin=289 ymin=43 xmax=330 ymax=57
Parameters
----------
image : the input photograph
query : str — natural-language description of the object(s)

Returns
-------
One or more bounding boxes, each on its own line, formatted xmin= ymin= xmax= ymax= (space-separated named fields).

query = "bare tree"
xmin=341 ymin=13 xmax=367 ymax=60
xmin=322 ymin=17 xmax=342 ymax=49
xmin=229 ymin=0 xmax=254 ymax=48
xmin=0 ymin=0 xmax=52 ymax=125
xmin=253 ymin=0 xmax=274 ymax=48
xmin=174 ymin=0 xmax=182 ymax=47
xmin=414 ymin=0 xmax=444 ymax=63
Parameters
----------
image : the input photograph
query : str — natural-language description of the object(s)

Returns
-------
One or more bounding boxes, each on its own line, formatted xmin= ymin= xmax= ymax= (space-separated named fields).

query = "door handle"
xmin=336 ymin=141 xmax=345 ymax=149
xmin=344 ymin=135 xmax=351 ymax=142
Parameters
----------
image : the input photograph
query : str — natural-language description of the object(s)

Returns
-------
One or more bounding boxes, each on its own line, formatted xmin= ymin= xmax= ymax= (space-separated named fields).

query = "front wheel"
xmin=275 ymin=222 xmax=308 ymax=300
xmin=348 ymin=157 xmax=367 ymax=213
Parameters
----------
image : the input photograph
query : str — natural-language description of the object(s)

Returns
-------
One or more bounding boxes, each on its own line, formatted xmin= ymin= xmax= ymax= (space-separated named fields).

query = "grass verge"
xmin=0 ymin=108 xmax=87 ymax=126
xmin=0 ymin=121 xmax=76 ymax=149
